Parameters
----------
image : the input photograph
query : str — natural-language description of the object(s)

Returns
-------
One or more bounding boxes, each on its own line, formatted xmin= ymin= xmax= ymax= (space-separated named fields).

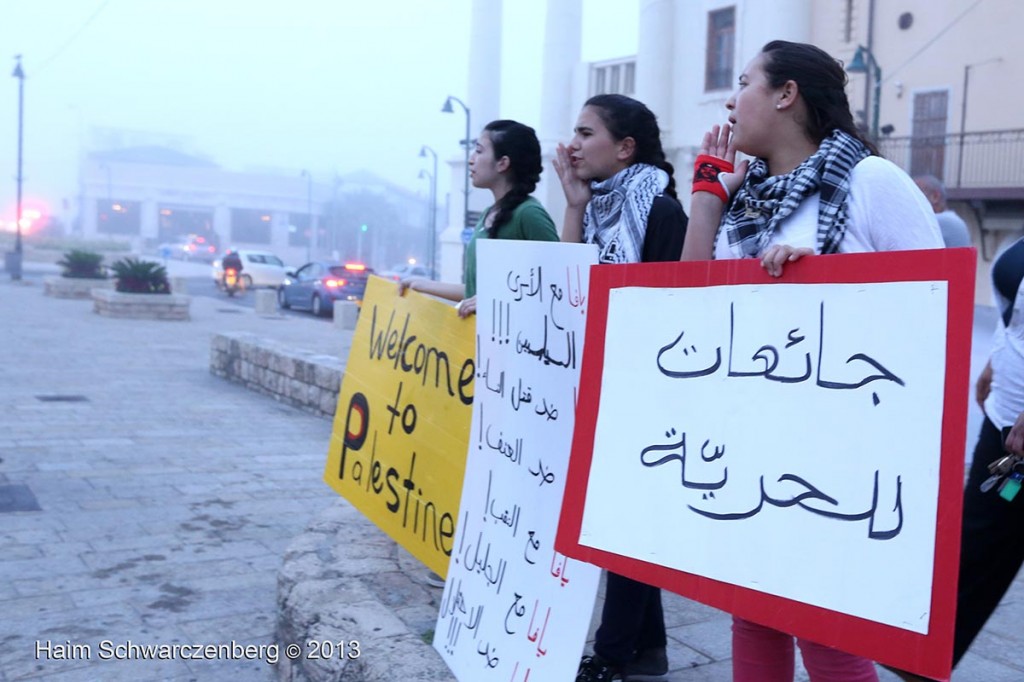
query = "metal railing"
xmin=878 ymin=128 xmax=1024 ymax=191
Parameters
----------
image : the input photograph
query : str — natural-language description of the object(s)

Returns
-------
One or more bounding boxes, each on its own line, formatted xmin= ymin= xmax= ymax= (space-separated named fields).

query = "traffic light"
xmin=360 ymin=224 xmax=368 ymax=232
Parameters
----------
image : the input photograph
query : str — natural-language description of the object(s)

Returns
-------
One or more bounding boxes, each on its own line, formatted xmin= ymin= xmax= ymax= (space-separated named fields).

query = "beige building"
xmin=443 ymin=0 xmax=1021 ymax=301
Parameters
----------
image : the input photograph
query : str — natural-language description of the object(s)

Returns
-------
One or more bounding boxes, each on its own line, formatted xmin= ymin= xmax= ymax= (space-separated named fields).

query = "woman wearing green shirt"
xmin=402 ymin=119 xmax=559 ymax=315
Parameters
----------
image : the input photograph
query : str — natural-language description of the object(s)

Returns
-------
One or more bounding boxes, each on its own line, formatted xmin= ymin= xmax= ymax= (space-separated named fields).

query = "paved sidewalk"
xmin=1 ymin=265 xmax=1021 ymax=681
xmin=0 ymin=274 xmax=347 ymax=681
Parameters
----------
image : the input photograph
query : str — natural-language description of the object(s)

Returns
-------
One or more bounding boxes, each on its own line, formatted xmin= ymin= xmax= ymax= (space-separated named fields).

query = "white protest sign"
xmin=579 ymin=281 xmax=947 ymax=634
xmin=435 ymin=240 xmax=602 ymax=681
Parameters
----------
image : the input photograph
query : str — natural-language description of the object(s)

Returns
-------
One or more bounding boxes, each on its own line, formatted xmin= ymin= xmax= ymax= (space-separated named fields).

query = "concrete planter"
xmin=91 ymin=288 xmax=190 ymax=320
xmin=44 ymin=276 xmax=114 ymax=299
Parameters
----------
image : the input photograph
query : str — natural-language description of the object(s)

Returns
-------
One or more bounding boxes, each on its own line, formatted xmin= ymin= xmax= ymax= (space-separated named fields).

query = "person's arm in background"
xmin=976 ymin=360 xmax=993 ymax=409
xmin=399 ymin=278 xmax=464 ymax=302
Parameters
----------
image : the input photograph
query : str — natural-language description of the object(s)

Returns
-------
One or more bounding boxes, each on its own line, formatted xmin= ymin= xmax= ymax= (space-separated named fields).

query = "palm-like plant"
xmin=56 ymin=249 xmax=106 ymax=279
xmin=109 ymin=257 xmax=171 ymax=294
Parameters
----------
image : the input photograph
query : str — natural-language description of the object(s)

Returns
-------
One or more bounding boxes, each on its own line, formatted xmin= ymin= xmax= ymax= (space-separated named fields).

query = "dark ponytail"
xmin=484 ymin=120 xmax=543 ymax=237
xmin=584 ymin=94 xmax=678 ymax=199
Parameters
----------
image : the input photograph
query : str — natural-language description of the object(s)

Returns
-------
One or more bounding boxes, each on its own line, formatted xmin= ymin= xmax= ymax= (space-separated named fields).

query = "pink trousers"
xmin=732 ymin=617 xmax=879 ymax=682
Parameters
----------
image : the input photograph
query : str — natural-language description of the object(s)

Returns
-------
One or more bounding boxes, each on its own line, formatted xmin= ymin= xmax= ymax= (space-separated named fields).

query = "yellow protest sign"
xmin=324 ymin=276 xmax=475 ymax=575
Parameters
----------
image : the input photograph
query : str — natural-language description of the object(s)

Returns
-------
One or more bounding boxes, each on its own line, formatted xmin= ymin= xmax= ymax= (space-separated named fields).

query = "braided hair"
xmin=484 ymin=120 xmax=544 ymax=237
xmin=760 ymin=40 xmax=879 ymax=155
xmin=584 ymin=94 xmax=678 ymax=199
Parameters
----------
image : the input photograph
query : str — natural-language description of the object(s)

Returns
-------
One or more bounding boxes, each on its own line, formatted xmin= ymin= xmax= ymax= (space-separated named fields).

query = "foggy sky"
xmin=0 ymin=0 xmax=636 ymax=224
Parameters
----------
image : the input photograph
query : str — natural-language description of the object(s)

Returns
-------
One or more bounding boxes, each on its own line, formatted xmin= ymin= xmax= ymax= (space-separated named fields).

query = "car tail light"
xmin=325 ymin=278 xmax=346 ymax=288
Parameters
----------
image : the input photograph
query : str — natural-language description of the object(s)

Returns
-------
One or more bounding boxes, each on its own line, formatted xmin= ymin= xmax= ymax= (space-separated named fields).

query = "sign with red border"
xmin=555 ymin=248 xmax=975 ymax=681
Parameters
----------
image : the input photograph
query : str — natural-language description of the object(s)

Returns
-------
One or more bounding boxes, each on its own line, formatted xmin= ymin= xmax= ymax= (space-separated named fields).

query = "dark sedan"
xmin=277 ymin=261 xmax=373 ymax=316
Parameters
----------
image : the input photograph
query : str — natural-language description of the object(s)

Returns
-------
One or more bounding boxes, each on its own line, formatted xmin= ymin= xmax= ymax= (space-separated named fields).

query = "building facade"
xmin=522 ymin=0 xmax=1022 ymax=303
xmin=78 ymin=148 xmax=431 ymax=271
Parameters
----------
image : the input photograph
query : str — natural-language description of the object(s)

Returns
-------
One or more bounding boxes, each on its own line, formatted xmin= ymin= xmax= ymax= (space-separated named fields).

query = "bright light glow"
xmin=24 ymin=209 xmax=41 ymax=219
xmin=407 ymin=258 xmax=416 ymax=265
xmin=260 ymin=214 xmax=271 ymax=222
xmin=325 ymin=278 xmax=346 ymax=288
xmin=344 ymin=263 xmax=366 ymax=271
xmin=160 ymin=208 xmax=172 ymax=216
xmin=111 ymin=203 xmax=124 ymax=212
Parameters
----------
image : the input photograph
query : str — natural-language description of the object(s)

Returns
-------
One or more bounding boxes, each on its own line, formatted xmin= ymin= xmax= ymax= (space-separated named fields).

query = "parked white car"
xmin=212 ymin=250 xmax=289 ymax=289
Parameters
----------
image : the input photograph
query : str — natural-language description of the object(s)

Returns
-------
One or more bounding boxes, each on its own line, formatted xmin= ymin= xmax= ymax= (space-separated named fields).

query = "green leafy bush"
xmin=109 ymin=257 xmax=170 ymax=294
xmin=56 ymin=249 xmax=107 ymax=279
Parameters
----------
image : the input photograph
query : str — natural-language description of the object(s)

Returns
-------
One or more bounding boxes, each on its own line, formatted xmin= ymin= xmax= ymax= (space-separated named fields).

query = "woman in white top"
xmin=682 ymin=40 xmax=942 ymax=682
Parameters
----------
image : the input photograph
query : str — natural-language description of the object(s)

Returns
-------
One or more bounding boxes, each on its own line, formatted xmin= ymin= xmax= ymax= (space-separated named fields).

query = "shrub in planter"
xmin=109 ymin=257 xmax=171 ymax=294
xmin=56 ymin=249 xmax=107 ymax=279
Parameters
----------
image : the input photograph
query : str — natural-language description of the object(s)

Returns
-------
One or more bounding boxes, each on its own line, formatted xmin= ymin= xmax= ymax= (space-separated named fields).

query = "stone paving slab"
xmin=0 ymin=278 xmax=341 ymax=681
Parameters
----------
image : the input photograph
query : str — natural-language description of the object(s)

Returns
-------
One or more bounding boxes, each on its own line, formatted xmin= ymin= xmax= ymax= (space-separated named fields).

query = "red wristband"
xmin=692 ymin=154 xmax=734 ymax=203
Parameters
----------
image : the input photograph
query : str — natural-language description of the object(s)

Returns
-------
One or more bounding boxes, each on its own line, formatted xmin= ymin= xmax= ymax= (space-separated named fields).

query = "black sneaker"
xmin=622 ymin=646 xmax=668 ymax=681
xmin=576 ymin=654 xmax=622 ymax=681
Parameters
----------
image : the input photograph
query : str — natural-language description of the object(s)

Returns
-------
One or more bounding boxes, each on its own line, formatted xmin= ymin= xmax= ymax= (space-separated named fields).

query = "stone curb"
xmin=275 ymin=499 xmax=455 ymax=682
xmin=210 ymin=331 xmax=345 ymax=418
xmin=207 ymin=331 xmax=455 ymax=680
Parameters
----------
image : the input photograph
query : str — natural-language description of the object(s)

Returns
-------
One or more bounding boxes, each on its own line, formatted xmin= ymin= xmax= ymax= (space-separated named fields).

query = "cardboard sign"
xmin=436 ymin=241 xmax=602 ymax=682
xmin=556 ymin=248 xmax=976 ymax=681
xmin=324 ymin=276 xmax=475 ymax=575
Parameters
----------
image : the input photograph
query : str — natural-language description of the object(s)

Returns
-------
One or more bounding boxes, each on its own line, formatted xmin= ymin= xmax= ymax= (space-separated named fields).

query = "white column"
xmin=636 ymin=0 xmax=675 ymax=142
xmin=539 ymin=0 xmax=582 ymax=150
xmin=538 ymin=0 xmax=583 ymax=235
xmin=440 ymin=0 xmax=503 ymax=284
xmin=468 ymin=0 xmax=502 ymax=136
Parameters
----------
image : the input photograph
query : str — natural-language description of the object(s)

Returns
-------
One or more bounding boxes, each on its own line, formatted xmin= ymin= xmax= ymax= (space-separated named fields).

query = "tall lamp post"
xmin=957 ymin=57 xmax=1002 ymax=187
xmin=8 ymin=55 xmax=25 ymax=281
xmin=441 ymin=95 xmax=471 ymax=234
xmin=847 ymin=45 xmax=881 ymax=141
xmin=419 ymin=144 xmax=438 ymax=279
xmin=300 ymin=170 xmax=313 ymax=262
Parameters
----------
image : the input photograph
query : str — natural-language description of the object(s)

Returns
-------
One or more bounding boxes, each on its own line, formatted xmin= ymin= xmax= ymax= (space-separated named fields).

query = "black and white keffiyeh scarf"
xmin=722 ymin=129 xmax=871 ymax=258
xmin=583 ymin=163 xmax=668 ymax=264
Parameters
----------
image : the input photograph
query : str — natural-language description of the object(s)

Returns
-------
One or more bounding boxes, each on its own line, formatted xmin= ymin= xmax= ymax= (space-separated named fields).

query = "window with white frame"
xmin=589 ymin=57 xmax=636 ymax=97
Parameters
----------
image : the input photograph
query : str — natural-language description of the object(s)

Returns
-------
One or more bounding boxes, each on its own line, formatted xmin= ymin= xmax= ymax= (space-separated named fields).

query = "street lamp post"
xmin=847 ymin=45 xmax=882 ymax=141
xmin=7 ymin=55 xmax=25 ymax=280
xmin=300 ymin=170 xmax=313 ymax=262
xmin=957 ymin=57 xmax=1002 ymax=188
xmin=442 ymin=95 xmax=471 ymax=233
xmin=418 ymin=167 xmax=434 ymax=275
xmin=419 ymin=145 xmax=438 ymax=279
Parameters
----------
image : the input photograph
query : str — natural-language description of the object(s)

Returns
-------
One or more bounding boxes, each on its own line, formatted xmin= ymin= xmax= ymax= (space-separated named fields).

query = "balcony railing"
xmin=878 ymin=129 xmax=1024 ymax=195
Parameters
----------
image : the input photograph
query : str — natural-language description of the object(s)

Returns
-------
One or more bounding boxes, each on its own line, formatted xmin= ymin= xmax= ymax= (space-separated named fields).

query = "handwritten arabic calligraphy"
xmin=435 ymin=243 xmax=602 ymax=681
xmin=639 ymin=426 xmax=904 ymax=539
xmin=656 ymin=302 xmax=905 ymax=405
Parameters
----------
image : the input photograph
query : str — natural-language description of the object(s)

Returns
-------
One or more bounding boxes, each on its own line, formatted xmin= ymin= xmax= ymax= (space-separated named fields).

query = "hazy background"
xmin=0 ymin=0 xmax=637 ymax=225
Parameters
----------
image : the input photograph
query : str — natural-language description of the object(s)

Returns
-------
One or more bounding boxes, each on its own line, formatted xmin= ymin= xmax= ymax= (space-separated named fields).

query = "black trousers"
xmin=953 ymin=417 xmax=1024 ymax=665
xmin=593 ymin=571 xmax=666 ymax=665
